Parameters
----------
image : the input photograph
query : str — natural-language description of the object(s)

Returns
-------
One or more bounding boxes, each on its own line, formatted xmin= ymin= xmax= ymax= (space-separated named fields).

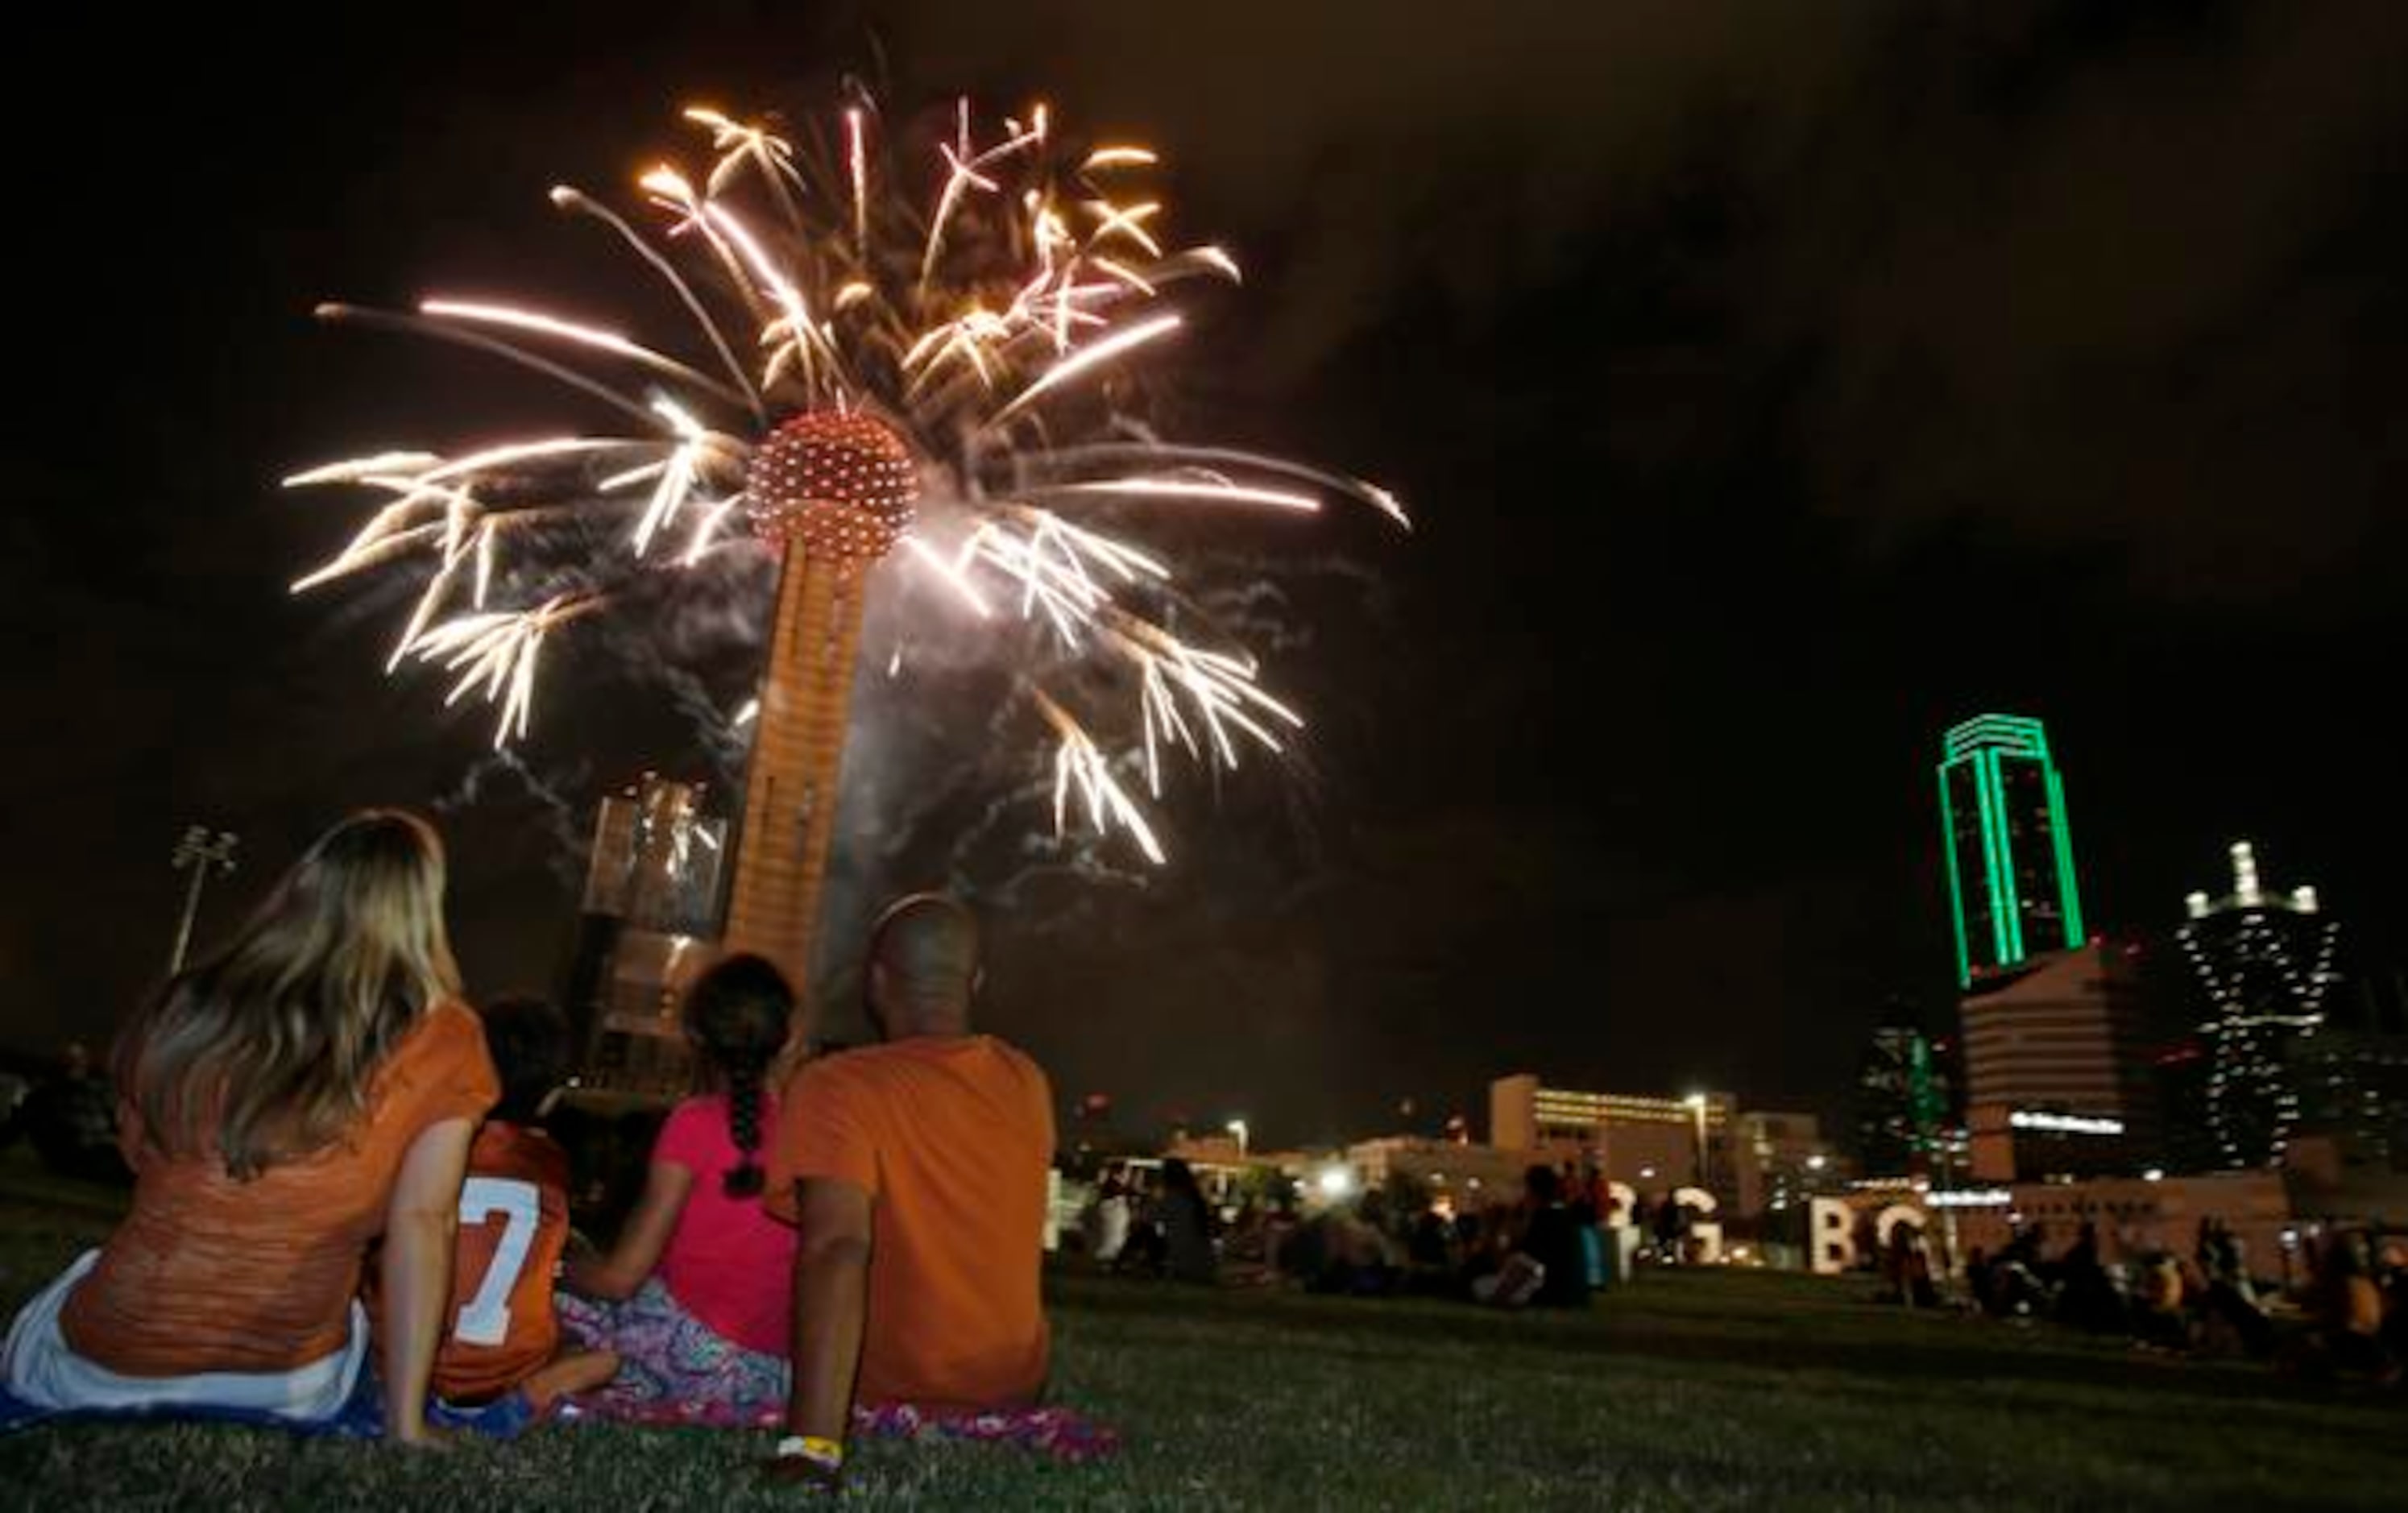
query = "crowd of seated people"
xmin=1080 ymin=1160 xmax=1614 ymax=1310
xmin=1952 ymin=1212 xmax=2402 ymax=1383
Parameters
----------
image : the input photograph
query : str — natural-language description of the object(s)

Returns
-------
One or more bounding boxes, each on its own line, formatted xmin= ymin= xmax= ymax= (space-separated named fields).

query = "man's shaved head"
xmin=866 ymin=893 xmax=981 ymax=1037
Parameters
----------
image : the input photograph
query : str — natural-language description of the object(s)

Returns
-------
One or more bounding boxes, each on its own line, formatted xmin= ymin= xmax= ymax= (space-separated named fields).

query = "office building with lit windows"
xmin=1855 ymin=1016 xmax=1962 ymax=1179
xmin=1960 ymin=940 xmax=2157 ymax=1180
xmin=1938 ymin=715 xmax=2086 ymax=987
xmin=2290 ymin=1026 xmax=2408 ymax=1179
xmin=1730 ymin=1110 xmax=1838 ymax=1218
xmin=1490 ymin=1078 xmax=1735 ymax=1184
xmin=1485 ymin=1077 xmax=1838 ymax=1214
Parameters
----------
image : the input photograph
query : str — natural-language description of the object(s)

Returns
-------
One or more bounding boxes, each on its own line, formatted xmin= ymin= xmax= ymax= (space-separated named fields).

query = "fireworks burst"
xmin=289 ymin=94 xmax=1405 ymax=861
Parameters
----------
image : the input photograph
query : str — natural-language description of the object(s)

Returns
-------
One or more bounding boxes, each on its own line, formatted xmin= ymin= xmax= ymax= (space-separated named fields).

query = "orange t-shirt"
xmin=60 ymin=1001 xmax=499 ymax=1378
xmin=768 ymin=1035 xmax=1054 ymax=1409
xmin=422 ymin=1121 xmax=571 ymax=1403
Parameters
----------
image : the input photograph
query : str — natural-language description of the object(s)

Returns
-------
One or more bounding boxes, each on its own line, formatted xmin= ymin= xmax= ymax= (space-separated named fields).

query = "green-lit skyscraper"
xmin=1938 ymin=715 xmax=2085 ymax=987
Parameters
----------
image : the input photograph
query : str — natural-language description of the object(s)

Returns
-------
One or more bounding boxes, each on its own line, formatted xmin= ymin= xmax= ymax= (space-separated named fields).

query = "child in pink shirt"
xmin=561 ymin=955 xmax=797 ymax=1420
xmin=651 ymin=1089 xmax=794 ymax=1354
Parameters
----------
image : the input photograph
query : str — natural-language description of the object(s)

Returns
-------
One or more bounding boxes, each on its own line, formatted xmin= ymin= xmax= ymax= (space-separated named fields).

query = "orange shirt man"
xmin=768 ymin=895 xmax=1053 ymax=1482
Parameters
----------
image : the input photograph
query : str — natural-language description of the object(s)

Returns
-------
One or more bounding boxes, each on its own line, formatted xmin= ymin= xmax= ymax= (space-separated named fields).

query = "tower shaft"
xmin=723 ymin=540 xmax=870 ymax=1027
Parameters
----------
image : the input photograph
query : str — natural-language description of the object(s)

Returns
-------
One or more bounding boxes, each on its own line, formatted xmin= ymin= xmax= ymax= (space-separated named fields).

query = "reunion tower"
xmin=719 ymin=410 xmax=920 ymax=1025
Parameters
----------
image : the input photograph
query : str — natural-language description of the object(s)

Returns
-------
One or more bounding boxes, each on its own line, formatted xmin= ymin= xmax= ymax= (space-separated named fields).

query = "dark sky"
xmin=7 ymin=1 xmax=2406 ymax=1146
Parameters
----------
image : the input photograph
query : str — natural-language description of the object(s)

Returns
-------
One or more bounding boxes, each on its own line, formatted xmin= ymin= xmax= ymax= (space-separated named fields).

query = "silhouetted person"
xmin=1987 ymin=1223 xmax=2049 ymax=1316
xmin=2132 ymin=1251 xmax=2190 ymax=1351
xmin=1155 ymin=1158 xmax=1219 ymax=1284
xmin=2317 ymin=1233 xmax=2398 ymax=1382
xmin=1519 ymin=1165 xmax=1590 ymax=1308
xmin=2058 ymin=1221 xmax=2124 ymax=1333
xmin=1962 ymin=1247 xmax=1990 ymax=1310
xmin=1656 ymin=1189 xmax=1687 ymax=1262
xmin=1406 ymin=1207 xmax=1454 ymax=1279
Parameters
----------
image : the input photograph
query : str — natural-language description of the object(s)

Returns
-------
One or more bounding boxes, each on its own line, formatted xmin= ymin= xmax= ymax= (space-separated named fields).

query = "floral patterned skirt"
xmin=555 ymin=1279 xmax=787 ymax=1428
xmin=555 ymin=1279 xmax=1117 ymax=1461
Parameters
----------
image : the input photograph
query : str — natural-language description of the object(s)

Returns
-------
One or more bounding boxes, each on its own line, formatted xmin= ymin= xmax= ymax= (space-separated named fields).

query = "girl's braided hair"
xmin=682 ymin=953 xmax=794 ymax=1198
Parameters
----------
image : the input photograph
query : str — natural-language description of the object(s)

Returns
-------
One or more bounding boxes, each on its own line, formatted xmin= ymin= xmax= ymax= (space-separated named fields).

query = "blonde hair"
xmin=116 ymin=809 xmax=462 ymax=1179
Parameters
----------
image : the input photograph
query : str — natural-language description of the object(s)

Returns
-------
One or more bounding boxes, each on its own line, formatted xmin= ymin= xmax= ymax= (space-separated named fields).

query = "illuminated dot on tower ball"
xmin=744 ymin=410 xmax=920 ymax=560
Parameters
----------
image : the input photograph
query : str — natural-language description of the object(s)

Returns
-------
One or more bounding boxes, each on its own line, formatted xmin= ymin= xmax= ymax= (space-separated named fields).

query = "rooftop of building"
xmin=1942 ymin=713 xmax=2053 ymax=762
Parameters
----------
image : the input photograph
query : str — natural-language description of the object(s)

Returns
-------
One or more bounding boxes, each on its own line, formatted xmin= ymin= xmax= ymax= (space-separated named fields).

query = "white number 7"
xmin=454 ymin=1176 xmax=543 ymax=1347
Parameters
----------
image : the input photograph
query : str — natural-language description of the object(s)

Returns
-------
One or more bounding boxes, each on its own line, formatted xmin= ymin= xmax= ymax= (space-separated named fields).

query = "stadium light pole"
xmin=168 ymin=825 xmax=239 ymax=973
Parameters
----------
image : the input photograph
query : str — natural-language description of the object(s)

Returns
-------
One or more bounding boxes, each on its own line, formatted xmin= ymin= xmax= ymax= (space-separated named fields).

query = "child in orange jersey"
xmin=406 ymin=997 xmax=617 ymax=1416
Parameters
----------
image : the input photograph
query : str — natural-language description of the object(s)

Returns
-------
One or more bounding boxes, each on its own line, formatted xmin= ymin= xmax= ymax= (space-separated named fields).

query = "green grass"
xmin=1 ymin=1160 xmax=2401 ymax=1511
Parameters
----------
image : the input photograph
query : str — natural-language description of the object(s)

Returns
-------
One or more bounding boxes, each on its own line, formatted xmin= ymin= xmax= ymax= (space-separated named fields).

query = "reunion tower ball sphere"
xmin=744 ymin=410 xmax=920 ymax=560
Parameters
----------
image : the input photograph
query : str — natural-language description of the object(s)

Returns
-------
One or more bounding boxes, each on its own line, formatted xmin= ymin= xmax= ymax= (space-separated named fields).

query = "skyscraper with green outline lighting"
xmin=1938 ymin=715 xmax=2086 ymax=987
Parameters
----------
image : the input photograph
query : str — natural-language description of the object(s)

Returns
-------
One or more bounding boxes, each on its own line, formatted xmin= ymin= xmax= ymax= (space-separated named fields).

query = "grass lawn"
xmin=1 ymin=1159 xmax=2401 ymax=1511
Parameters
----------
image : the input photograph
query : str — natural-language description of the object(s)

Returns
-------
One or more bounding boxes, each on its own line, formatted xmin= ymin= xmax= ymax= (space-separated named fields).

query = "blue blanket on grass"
xmin=0 ymin=1374 xmax=539 ymax=1440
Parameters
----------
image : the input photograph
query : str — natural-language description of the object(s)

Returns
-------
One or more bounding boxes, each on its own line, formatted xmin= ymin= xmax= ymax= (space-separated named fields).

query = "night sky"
xmin=8 ymin=2 xmax=2406 ymax=1147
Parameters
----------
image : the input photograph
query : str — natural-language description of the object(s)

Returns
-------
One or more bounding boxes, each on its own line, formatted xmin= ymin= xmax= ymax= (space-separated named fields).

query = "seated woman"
xmin=559 ymin=954 xmax=797 ymax=1424
xmin=0 ymin=811 xmax=496 ymax=1445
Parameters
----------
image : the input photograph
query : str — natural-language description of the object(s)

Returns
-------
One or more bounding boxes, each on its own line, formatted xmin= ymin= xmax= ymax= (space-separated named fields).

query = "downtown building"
xmin=2177 ymin=841 xmax=2343 ymax=1169
xmin=1854 ymin=1012 xmax=1962 ymax=1180
xmin=1959 ymin=941 xmax=2157 ymax=1180
xmin=2287 ymin=972 xmax=2408 ymax=1183
xmin=1490 ymin=1077 xmax=1736 ymax=1197
xmin=1938 ymin=715 xmax=2085 ymax=988
xmin=1935 ymin=715 xmax=2160 ymax=1179
xmin=1486 ymin=1076 xmax=1834 ymax=1218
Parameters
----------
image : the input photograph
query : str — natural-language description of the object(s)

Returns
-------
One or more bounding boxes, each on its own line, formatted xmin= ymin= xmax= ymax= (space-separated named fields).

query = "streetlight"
xmin=168 ymin=825 xmax=239 ymax=972
xmin=1683 ymin=1092 xmax=1710 ymax=1189
xmin=1225 ymin=1118 xmax=1250 ymax=1160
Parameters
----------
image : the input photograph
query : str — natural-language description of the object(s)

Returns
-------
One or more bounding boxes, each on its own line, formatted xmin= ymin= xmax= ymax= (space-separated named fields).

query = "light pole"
xmin=1225 ymin=1119 xmax=1250 ymax=1160
xmin=168 ymin=826 xmax=239 ymax=973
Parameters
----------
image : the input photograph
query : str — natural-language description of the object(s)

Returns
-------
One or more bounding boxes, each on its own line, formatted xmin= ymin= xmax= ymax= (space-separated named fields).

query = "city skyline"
xmin=4 ymin=2 xmax=2406 ymax=1144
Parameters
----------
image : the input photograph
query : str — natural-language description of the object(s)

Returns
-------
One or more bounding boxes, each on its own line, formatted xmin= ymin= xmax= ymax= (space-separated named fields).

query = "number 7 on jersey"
xmin=453 ymin=1176 xmax=543 ymax=1346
